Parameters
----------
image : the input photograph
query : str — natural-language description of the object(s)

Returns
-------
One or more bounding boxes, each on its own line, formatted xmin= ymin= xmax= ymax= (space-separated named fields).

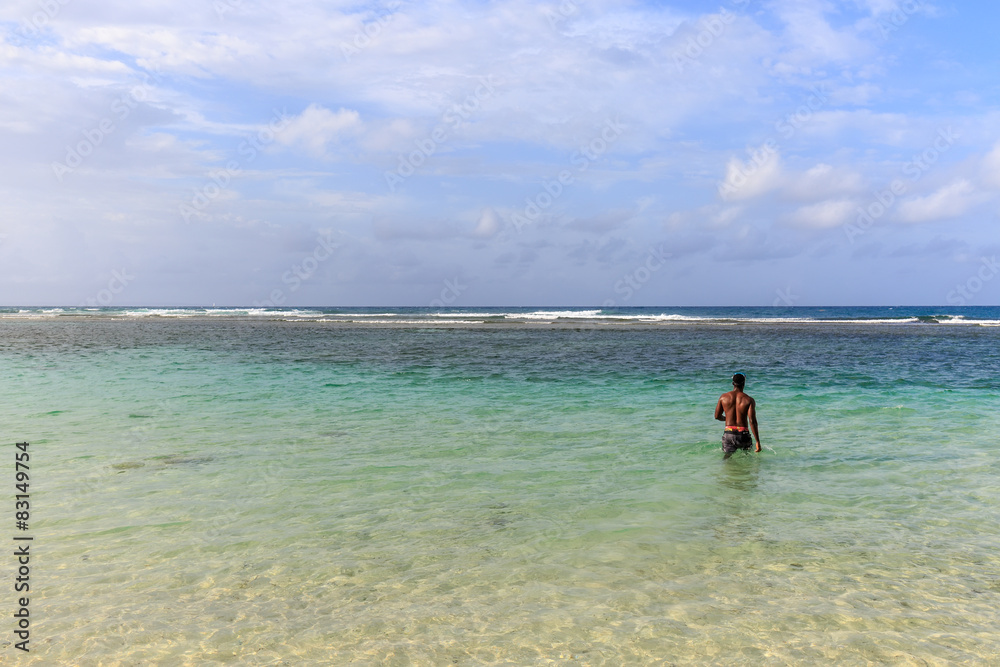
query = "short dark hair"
xmin=732 ymin=373 xmax=746 ymax=389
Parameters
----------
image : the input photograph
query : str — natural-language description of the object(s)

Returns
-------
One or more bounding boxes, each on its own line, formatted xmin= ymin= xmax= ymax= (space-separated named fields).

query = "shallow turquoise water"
xmin=2 ymin=317 xmax=999 ymax=664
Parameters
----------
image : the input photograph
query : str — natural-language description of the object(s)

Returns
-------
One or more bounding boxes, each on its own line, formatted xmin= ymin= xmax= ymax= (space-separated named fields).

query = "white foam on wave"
xmin=117 ymin=308 xmax=329 ymax=319
xmin=495 ymin=312 xmax=928 ymax=325
xmin=630 ymin=313 xmax=712 ymax=322
xmin=122 ymin=308 xmax=195 ymax=317
xmin=122 ymin=308 xmax=217 ymax=318
xmin=930 ymin=315 xmax=1000 ymax=326
xmin=318 ymin=319 xmax=486 ymax=325
xmin=743 ymin=317 xmax=922 ymax=324
xmin=514 ymin=310 xmax=604 ymax=320
xmin=0 ymin=308 xmax=71 ymax=319
xmin=1 ymin=307 xmax=998 ymax=326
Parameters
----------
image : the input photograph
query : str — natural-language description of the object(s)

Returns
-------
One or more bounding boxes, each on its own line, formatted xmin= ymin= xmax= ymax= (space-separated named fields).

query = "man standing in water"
xmin=715 ymin=373 xmax=761 ymax=458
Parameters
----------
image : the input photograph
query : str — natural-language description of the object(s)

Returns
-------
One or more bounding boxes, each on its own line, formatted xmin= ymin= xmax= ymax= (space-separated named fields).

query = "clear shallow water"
xmin=1 ymin=314 xmax=999 ymax=664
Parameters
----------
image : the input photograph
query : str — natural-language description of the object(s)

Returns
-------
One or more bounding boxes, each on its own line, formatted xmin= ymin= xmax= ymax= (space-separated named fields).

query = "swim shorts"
xmin=722 ymin=431 xmax=753 ymax=454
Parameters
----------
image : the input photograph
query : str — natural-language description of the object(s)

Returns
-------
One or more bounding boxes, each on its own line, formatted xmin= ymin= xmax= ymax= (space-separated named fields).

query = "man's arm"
xmin=715 ymin=396 xmax=725 ymax=421
xmin=748 ymin=399 xmax=761 ymax=452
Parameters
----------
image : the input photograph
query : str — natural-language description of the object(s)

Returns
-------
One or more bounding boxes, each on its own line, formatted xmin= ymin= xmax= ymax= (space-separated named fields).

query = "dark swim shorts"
xmin=722 ymin=430 xmax=753 ymax=454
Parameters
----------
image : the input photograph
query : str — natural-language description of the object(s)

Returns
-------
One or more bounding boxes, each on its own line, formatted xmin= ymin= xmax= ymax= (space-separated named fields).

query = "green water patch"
xmin=5 ymin=319 xmax=1000 ymax=664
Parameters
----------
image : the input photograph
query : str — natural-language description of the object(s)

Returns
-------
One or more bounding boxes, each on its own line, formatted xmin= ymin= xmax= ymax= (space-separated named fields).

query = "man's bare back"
xmin=714 ymin=374 xmax=761 ymax=457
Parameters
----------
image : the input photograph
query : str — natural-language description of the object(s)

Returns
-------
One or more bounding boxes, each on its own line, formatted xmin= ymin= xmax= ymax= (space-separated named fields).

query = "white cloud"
xmin=718 ymin=148 xmax=782 ymax=201
xmin=276 ymin=105 xmax=361 ymax=157
xmin=897 ymin=180 xmax=976 ymax=223
xmin=783 ymin=163 xmax=864 ymax=200
xmin=0 ymin=0 xmax=992 ymax=304
xmin=666 ymin=204 xmax=744 ymax=230
xmin=853 ymin=0 xmax=901 ymax=15
xmin=769 ymin=0 xmax=875 ymax=68
xmin=473 ymin=208 xmax=500 ymax=237
xmin=786 ymin=198 xmax=857 ymax=228
xmin=980 ymin=142 xmax=1000 ymax=189
xmin=711 ymin=205 xmax=744 ymax=227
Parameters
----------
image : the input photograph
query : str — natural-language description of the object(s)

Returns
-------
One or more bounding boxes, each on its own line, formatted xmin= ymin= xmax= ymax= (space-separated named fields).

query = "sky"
xmin=1 ymin=0 xmax=999 ymax=307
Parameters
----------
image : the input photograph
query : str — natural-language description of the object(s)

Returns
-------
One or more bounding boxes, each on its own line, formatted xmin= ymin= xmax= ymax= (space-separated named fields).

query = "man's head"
xmin=732 ymin=373 xmax=746 ymax=390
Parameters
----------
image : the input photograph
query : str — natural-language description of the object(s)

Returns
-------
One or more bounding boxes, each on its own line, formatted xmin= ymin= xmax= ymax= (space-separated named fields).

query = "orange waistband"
xmin=724 ymin=426 xmax=749 ymax=432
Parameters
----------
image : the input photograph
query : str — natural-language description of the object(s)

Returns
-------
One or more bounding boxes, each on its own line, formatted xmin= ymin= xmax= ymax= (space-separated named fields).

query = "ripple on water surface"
xmin=2 ymin=319 xmax=998 ymax=663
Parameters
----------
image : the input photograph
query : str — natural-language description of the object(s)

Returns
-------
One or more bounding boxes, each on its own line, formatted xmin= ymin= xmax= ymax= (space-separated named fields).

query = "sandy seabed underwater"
xmin=1 ymin=309 xmax=999 ymax=664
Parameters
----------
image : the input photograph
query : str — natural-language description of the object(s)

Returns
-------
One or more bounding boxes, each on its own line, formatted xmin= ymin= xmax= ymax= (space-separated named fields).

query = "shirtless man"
xmin=714 ymin=373 xmax=761 ymax=458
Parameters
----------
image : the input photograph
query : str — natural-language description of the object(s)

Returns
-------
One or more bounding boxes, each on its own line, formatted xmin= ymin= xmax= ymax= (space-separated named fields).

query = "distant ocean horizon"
xmin=3 ymin=304 xmax=1000 ymax=326
xmin=3 ymin=308 xmax=998 ymax=663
